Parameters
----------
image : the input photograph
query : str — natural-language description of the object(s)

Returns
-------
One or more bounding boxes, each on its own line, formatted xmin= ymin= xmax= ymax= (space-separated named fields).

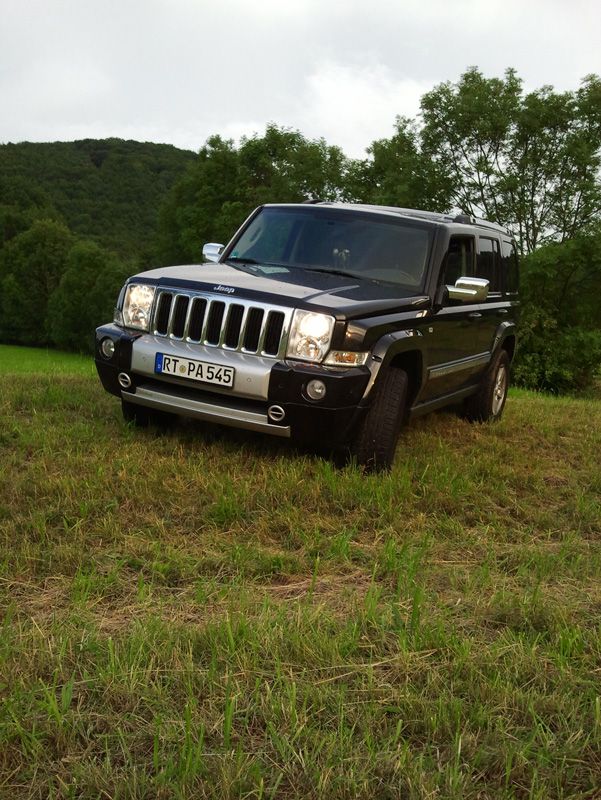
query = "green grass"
xmin=0 ymin=343 xmax=95 ymax=376
xmin=1 ymin=346 xmax=600 ymax=799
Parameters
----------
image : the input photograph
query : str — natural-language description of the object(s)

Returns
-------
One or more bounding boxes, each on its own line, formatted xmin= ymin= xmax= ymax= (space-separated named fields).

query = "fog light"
xmin=100 ymin=337 xmax=115 ymax=359
xmin=306 ymin=379 xmax=326 ymax=401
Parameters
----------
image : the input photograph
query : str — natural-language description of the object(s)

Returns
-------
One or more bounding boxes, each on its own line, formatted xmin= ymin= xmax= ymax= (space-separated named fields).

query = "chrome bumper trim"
xmin=123 ymin=385 xmax=291 ymax=438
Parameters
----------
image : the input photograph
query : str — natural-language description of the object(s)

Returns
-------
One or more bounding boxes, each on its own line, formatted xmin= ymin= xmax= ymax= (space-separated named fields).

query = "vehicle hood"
xmin=134 ymin=262 xmax=429 ymax=318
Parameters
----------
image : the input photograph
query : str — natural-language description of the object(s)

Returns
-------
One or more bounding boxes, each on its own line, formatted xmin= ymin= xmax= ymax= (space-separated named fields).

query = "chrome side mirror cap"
xmin=202 ymin=242 xmax=224 ymax=263
xmin=447 ymin=277 xmax=489 ymax=303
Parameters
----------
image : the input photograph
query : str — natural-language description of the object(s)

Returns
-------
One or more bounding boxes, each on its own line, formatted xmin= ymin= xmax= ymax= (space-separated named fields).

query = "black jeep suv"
xmin=95 ymin=203 xmax=519 ymax=470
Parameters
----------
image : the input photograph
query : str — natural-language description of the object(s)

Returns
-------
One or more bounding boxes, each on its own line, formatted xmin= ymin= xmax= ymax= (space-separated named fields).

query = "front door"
xmin=420 ymin=235 xmax=488 ymax=402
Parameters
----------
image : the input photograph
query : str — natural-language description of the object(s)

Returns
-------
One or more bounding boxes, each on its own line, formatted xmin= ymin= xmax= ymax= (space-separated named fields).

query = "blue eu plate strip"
xmin=154 ymin=353 xmax=164 ymax=373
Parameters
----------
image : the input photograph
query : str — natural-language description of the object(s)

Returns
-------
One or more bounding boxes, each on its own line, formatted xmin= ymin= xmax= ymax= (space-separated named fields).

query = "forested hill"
xmin=0 ymin=139 xmax=196 ymax=260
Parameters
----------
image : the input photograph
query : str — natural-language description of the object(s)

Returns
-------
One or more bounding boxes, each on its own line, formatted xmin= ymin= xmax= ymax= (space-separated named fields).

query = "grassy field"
xmin=0 ymin=344 xmax=96 ymax=377
xmin=1 ymin=344 xmax=600 ymax=799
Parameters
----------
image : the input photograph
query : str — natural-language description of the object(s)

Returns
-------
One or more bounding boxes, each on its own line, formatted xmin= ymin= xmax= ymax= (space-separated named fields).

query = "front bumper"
xmin=95 ymin=324 xmax=371 ymax=444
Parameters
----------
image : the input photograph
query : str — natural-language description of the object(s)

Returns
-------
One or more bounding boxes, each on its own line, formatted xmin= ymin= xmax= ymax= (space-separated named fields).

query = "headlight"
xmin=286 ymin=310 xmax=335 ymax=363
xmin=120 ymin=284 xmax=156 ymax=331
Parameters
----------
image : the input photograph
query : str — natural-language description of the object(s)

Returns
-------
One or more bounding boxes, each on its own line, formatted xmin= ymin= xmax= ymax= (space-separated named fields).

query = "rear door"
xmin=475 ymin=236 xmax=505 ymax=355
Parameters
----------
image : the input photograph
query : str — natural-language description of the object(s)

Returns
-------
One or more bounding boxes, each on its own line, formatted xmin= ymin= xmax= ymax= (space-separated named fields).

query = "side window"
xmin=476 ymin=237 xmax=501 ymax=292
xmin=444 ymin=236 xmax=475 ymax=285
xmin=501 ymin=240 xmax=519 ymax=294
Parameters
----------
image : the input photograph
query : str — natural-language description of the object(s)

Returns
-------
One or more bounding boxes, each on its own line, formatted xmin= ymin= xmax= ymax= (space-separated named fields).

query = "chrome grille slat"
xmin=152 ymin=289 xmax=292 ymax=358
xmin=276 ymin=318 xmax=289 ymax=356
xmin=166 ymin=295 xmax=179 ymax=337
xmin=200 ymin=299 xmax=213 ymax=343
xmin=237 ymin=305 xmax=251 ymax=349
xmin=256 ymin=310 xmax=271 ymax=354
xmin=182 ymin=297 xmax=195 ymax=339
xmin=218 ymin=304 xmax=233 ymax=347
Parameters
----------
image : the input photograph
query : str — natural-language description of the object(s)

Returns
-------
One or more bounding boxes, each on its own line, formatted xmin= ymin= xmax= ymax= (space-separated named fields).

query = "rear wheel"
xmin=462 ymin=349 xmax=510 ymax=423
xmin=349 ymin=367 xmax=408 ymax=472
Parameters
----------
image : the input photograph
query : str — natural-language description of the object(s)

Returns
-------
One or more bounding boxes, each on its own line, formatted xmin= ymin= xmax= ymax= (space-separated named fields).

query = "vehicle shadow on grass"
xmin=123 ymin=405 xmax=461 ymax=471
xmin=125 ymin=410 xmax=309 ymax=459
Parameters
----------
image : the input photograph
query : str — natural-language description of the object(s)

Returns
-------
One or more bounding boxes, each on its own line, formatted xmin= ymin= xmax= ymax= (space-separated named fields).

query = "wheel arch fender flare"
xmin=362 ymin=329 xmax=427 ymax=405
xmin=492 ymin=321 xmax=517 ymax=362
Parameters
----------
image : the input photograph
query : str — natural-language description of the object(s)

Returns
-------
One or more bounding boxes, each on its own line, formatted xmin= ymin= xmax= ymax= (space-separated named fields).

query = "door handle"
xmin=497 ymin=308 xmax=508 ymax=316
xmin=468 ymin=312 xmax=482 ymax=319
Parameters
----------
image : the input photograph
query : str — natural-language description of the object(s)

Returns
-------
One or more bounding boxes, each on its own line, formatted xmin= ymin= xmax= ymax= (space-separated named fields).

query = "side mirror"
xmin=446 ymin=277 xmax=489 ymax=303
xmin=202 ymin=242 xmax=224 ymax=263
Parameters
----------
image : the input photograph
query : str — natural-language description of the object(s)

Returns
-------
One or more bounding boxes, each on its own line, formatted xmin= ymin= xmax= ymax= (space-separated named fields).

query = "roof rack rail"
xmin=453 ymin=212 xmax=511 ymax=235
xmin=331 ymin=203 xmax=456 ymax=223
xmin=474 ymin=217 xmax=511 ymax=234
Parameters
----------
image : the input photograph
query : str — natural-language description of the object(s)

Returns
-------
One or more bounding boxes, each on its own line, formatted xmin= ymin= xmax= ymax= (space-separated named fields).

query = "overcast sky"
xmin=1 ymin=0 xmax=600 ymax=158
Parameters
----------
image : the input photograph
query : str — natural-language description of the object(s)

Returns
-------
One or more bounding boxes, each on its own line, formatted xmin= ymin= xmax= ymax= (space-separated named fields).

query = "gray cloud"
xmin=1 ymin=0 xmax=599 ymax=157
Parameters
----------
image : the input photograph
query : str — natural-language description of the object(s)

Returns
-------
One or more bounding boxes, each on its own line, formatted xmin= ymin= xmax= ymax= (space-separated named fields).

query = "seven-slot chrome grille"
xmin=152 ymin=290 xmax=293 ymax=358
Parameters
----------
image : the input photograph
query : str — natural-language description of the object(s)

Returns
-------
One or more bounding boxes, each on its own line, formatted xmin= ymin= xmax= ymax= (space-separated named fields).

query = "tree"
xmin=0 ymin=176 xmax=59 ymax=247
xmin=47 ymin=240 xmax=129 ymax=352
xmin=350 ymin=117 xmax=453 ymax=210
xmin=238 ymin=124 xmax=348 ymax=206
xmin=420 ymin=68 xmax=601 ymax=253
xmin=157 ymin=135 xmax=244 ymax=264
xmin=157 ymin=125 xmax=351 ymax=265
xmin=0 ymin=219 xmax=73 ymax=345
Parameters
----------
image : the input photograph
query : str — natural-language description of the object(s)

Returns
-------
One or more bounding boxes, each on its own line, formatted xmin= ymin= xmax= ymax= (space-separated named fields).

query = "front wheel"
xmin=462 ymin=349 xmax=510 ymax=423
xmin=348 ymin=367 xmax=408 ymax=472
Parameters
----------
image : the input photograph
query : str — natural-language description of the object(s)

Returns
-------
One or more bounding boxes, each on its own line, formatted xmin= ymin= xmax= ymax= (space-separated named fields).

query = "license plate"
xmin=154 ymin=353 xmax=235 ymax=388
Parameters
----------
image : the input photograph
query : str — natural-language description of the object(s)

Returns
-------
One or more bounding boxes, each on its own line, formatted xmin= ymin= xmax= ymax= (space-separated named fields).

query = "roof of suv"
xmin=270 ymin=201 xmax=513 ymax=237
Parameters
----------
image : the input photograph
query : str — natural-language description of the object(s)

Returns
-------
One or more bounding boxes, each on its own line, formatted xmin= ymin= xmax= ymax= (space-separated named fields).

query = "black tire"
xmin=349 ymin=367 xmax=408 ymax=472
xmin=462 ymin=349 xmax=510 ymax=423
xmin=121 ymin=399 xmax=170 ymax=428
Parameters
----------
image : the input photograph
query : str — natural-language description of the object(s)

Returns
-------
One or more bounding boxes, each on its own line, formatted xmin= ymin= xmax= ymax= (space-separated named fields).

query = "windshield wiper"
xmin=225 ymin=256 xmax=287 ymax=269
xmin=303 ymin=267 xmax=358 ymax=279
xmin=303 ymin=266 xmax=382 ymax=284
xmin=224 ymin=256 xmax=261 ymax=265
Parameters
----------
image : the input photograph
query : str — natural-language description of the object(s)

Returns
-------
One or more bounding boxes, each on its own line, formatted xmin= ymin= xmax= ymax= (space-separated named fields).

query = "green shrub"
xmin=514 ymin=228 xmax=601 ymax=393
xmin=513 ymin=306 xmax=601 ymax=392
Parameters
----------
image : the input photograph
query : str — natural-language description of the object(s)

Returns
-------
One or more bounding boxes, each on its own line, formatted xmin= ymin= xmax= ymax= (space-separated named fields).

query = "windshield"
xmin=226 ymin=207 xmax=434 ymax=291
